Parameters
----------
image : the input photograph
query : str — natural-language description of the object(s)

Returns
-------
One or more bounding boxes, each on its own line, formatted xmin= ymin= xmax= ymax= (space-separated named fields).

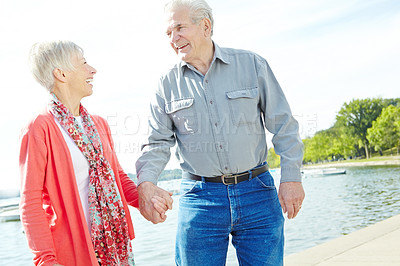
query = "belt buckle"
xmin=221 ymin=174 xmax=238 ymax=185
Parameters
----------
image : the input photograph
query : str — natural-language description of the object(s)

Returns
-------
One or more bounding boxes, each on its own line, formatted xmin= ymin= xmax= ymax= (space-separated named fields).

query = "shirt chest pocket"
xmin=165 ymin=98 xmax=198 ymax=134
xmin=226 ymin=87 xmax=260 ymax=126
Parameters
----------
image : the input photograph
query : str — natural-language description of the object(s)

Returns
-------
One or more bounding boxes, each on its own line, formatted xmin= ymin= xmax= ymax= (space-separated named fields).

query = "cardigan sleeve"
xmin=117 ymin=160 xmax=139 ymax=208
xmin=19 ymin=126 xmax=60 ymax=266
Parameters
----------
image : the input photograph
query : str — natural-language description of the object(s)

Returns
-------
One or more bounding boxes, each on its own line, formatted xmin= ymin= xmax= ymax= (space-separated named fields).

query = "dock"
xmin=284 ymin=214 xmax=400 ymax=265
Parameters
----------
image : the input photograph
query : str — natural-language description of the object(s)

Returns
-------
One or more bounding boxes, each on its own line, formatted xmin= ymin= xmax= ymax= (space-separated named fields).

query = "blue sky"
xmin=1 ymin=0 xmax=399 ymax=189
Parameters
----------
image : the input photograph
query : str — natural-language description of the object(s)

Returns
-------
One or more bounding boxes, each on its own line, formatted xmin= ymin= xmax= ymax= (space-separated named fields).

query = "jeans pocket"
xmin=255 ymin=171 xmax=276 ymax=189
xmin=254 ymin=172 xmax=279 ymax=202
xmin=179 ymin=180 xmax=202 ymax=196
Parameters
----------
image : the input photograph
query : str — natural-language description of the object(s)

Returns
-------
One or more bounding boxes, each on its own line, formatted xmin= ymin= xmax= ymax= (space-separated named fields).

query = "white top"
xmin=54 ymin=116 xmax=91 ymax=230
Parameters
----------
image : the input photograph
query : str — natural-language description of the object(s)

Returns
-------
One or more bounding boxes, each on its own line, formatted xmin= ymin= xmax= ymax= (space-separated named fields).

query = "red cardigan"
xmin=19 ymin=108 xmax=139 ymax=266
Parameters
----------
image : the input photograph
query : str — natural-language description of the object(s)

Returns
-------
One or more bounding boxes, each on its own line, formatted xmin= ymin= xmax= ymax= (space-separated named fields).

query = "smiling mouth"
xmin=176 ymin=43 xmax=189 ymax=50
xmin=86 ymin=78 xmax=93 ymax=85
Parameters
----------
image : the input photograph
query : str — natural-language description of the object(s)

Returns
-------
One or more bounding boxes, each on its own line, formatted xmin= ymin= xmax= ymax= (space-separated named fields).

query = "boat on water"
xmin=158 ymin=179 xmax=181 ymax=195
xmin=0 ymin=197 xmax=20 ymax=222
xmin=0 ymin=208 xmax=20 ymax=222
xmin=322 ymin=168 xmax=347 ymax=175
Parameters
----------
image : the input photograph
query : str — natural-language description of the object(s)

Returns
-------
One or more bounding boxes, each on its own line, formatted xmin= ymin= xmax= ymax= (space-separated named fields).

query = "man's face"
xmin=165 ymin=6 xmax=208 ymax=64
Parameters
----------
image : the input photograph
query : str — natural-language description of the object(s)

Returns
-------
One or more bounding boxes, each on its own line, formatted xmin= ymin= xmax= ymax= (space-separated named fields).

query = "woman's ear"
xmin=53 ymin=68 xmax=67 ymax=83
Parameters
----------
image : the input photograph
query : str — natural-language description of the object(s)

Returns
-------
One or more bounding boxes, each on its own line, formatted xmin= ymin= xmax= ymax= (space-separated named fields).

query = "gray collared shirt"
xmin=136 ymin=43 xmax=303 ymax=185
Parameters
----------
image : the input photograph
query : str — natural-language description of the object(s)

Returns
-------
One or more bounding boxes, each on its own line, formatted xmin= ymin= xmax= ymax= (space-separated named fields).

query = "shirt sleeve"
xmin=19 ymin=127 xmax=59 ymax=266
xmin=135 ymin=83 xmax=176 ymax=186
xmin=256 ymin=57 xmax=304 ymax=182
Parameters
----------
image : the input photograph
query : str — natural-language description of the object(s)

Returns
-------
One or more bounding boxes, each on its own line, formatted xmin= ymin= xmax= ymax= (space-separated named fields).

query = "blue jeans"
xmin=175 ymin=171 xmax=284 ymax=266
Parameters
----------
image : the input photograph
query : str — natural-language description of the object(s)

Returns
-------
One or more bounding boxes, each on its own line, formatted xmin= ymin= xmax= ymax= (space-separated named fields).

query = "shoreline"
xmin=301 ymin=156 xmax=400 ymax=170
xmin=284 ymin=214 xmax=400 ymax=265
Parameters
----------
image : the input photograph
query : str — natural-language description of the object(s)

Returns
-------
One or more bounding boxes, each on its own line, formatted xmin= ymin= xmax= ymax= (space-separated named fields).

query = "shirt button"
xmin=219 ymin=145 xmax=223 ymax=149
xmin=225 ymin=167 xmax=228 ymax=170
xmin=210 ymin=100 xmax=213 ymax=104
xmin=205 ymin=80 xmax=209 ymax=83
xmin=215 ymin=123 xmax=218 ymax=127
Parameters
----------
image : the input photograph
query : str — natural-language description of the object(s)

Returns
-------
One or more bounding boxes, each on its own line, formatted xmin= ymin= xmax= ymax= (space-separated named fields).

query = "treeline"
xmin=266 ymin=97 xmax=400 ymax=168
xmin=128 ymin=169 xmax=182 ymax=183
xmin=303 ymin=98 xmax=400 ymax=164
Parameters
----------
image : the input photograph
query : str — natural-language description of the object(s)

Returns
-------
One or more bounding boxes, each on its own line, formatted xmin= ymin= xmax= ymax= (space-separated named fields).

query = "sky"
xmin=0 ymin=0 xmax=399 ymax=189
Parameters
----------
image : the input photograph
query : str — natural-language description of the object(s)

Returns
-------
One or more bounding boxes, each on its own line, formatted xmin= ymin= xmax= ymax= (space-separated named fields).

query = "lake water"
xmin=1 ymin=165 xmax=399 ymax=265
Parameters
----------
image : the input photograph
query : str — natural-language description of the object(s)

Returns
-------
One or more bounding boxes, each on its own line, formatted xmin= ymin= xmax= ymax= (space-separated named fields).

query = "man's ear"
xmin=202 ymin=18 xmax=212 ymax=37
xmin=53 ymin=68 xmax=67 ymax=83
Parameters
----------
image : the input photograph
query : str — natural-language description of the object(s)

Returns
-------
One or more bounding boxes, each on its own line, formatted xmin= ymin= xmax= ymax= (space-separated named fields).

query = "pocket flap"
xmin=165 ymin=98 xmax=194 ymax=114
xmin=226 ymin=87 xmax=258 ymax=99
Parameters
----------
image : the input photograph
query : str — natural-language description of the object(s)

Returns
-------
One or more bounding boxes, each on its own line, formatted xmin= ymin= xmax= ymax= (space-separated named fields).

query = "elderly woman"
xmin=19 ymin=41 xmax=164 ymax=266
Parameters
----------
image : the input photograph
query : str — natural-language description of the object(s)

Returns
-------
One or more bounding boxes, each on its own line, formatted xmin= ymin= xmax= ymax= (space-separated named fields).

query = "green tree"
xmin=336 ymin=98 xmax=384 ymax=158
xmin=267 ymin=147 xmax=280 ymax=168
xmin=302 ymin=138 xmax=315 ymax=163
xmin=303 ymin=132 xmax=330 ymax=163
xmin=328 ymin=125 xmax=358 ymax=159
xmin=314 ymin=130 xmax=334 ymax=161
xmin=367 ymin=105 xmax=400 ymax=155
xmin=303 ymin=126 xmax=357 ymax=163
xmin=383 ymin=98 xmax=400 ymax=108
xmin=303 ymin=98 xmax=400 ymax=163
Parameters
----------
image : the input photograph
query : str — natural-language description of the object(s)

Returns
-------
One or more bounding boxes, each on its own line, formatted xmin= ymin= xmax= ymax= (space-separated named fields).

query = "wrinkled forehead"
xmin=165 ymin=6 xmax=192 ymax=29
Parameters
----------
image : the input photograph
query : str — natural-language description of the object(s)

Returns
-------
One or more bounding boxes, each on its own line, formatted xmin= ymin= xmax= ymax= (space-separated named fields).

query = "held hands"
xmin=138 ymin=181 xmax=173 ymax=224
xmin=278 ymin=182 xmax=305 ymax=219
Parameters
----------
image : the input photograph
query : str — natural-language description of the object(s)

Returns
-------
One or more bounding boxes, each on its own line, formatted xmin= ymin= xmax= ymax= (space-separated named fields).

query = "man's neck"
xmin=188 ymin=41 xmax=214 ymax=75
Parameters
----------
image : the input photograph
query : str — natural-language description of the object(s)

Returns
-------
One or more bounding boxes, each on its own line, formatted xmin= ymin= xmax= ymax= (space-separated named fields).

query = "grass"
xmin=303 ymin=152 xmax=399 ymax=168
xmin=381 ymin=146 xmax=399 ymax=157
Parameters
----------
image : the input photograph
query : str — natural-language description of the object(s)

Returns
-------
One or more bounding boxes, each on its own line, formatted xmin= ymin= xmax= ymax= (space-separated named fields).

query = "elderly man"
xmin=136 ymin=0 xmax=305 ymax=265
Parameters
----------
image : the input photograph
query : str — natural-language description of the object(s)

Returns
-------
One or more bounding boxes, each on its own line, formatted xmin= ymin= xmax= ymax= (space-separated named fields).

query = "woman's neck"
xmin=52 ymin=88 xmax=81 ymax=116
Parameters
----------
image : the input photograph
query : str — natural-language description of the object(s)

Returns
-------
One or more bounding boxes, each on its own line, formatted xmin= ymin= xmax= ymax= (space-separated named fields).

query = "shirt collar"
xmin=213 ymin=42 xmax=230 ymax=65
xmin=179 ymin=41 xmax=230 ymax=71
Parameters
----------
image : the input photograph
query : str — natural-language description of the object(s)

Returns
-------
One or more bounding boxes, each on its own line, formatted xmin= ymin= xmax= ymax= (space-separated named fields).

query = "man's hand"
xmin=278 ymin=182 xmax=305 ymax=219
xmin=138 ymin=181 xmax=173 ymax=224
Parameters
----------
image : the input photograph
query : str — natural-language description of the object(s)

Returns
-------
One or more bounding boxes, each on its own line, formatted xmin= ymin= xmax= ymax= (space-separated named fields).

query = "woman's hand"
xmin=151 ymin=194 xmax=173 ymax=216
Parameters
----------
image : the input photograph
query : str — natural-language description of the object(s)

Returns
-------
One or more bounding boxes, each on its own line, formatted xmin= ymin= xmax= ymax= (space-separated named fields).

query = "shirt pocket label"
xmin=226 ymin=87 xmax=259 ymax=126
xmin=165 ymin=98 xmax=198 ymax=134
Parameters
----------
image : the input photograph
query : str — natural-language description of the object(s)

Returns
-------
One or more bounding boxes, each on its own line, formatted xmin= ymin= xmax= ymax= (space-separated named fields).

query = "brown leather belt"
xmin=183 ymin=165 xmax=268 ymax=185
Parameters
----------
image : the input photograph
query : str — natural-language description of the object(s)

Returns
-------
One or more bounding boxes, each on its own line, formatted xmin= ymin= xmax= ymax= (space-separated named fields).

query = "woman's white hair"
xmin=29 ymin=40 xmax=83 ymax=91
xmin=165 ymin=0 xmax=214 ymax=36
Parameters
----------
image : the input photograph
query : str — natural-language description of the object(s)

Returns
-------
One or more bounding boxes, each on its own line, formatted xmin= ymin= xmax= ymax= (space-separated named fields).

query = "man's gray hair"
xmin=29 ymin=40 xmax=83 ymax=91
xmin=165 ymin=0 xmax=214 ymax=36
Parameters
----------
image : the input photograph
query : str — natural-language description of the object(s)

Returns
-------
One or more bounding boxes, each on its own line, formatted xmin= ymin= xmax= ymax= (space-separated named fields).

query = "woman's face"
xmin=65 ymin=53 xmax=97 ymax=99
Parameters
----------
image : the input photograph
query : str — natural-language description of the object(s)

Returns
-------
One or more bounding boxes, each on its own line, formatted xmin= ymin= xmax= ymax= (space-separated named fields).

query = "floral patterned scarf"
xmin=49 ymin=94 xmax=134 ymax=265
